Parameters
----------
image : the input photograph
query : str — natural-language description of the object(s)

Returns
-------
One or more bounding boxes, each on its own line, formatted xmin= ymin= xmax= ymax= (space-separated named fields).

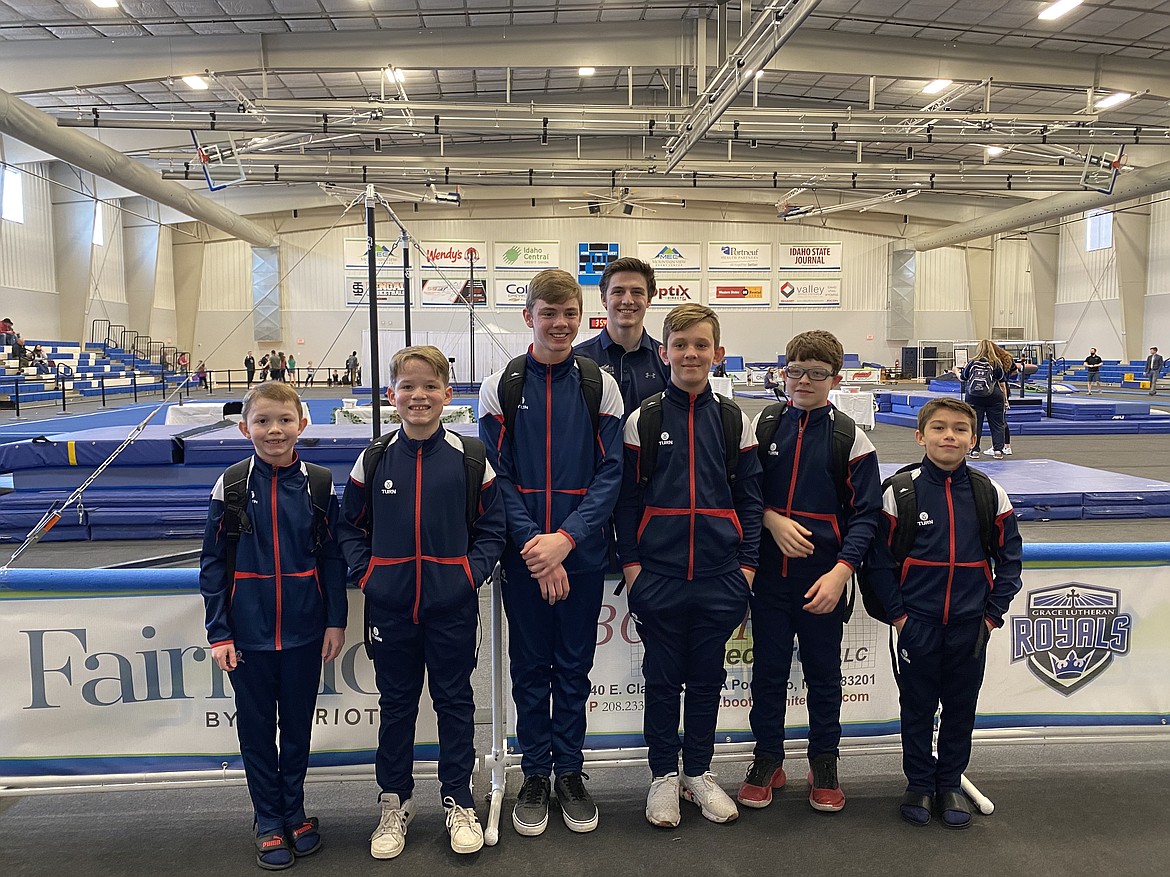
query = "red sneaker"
xmin=737 ymin=755 xmax=787 ymax=809
xmin=807 ymin=753 xmax=845 ymax=812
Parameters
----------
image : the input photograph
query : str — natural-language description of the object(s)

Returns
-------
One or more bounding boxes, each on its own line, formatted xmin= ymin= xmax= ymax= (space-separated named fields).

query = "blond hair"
xmin=241 ymin=380 xmax=304 ymax=420
xmin=785 ymin=330 xmax=844 ymax=373
xmin=974 ymin=339 xmax=1000 ymax=363
xmin=661 ymin=303 xmax=721 ymax=347
xmin=526 ymin=268 xmax=583 ymax=311
xmin=389 ymin=345 xmax=450 ymax=386
xmin=917 ymin=397 xmax=977 ymax=433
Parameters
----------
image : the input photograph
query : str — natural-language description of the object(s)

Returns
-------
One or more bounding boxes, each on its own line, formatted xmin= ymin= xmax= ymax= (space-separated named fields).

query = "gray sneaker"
xmin=512 ymin=775 xmax=551 ymax=837
xmin=554 ymin=771 xmax=598 ymax=833
xmin=646 ymin=773 xmax=681 ymax=827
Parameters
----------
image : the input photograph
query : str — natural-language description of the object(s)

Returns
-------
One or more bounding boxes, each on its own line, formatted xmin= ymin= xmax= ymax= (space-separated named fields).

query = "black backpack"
xmin=856 ymin=464 xmax=1000 ymax=623
xmin=635 ymin=391 xmax=743 ymax=487
xmin=221 ymin=458 xmax=334 ymax=586
xmin=499 ymin=354 xmax=602 ymax=440
xmin=360 ymin=431 xmax=486 ymax=536
xmin=754 ymin=401 xmax=857 ymax=510
xmin=965 ymin=359 xmax=996 ymax=397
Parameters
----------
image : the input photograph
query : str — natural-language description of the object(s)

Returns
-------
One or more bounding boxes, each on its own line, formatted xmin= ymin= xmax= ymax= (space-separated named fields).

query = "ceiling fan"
xmin=559 ymin=186 xmax=686 ymax=215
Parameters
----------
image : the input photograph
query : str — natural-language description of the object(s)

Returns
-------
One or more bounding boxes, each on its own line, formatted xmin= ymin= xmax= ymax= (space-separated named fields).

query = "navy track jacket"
xmin=336 ymin=427 xmax=506 ymax=623
xmin=867 ymin=457 xmax=1023 ymax=627
xmin=574 ymin=328 xmax=670 ymax=416
xmin=753 ymin=403 xmax=882 ymax=584
xmin=616 ymin=382 xmax=763 ymax=579
xmin=479 ymin=349 xmax=625 ymax=573
xmin=199 ymin=454 xmax=348 ymax=652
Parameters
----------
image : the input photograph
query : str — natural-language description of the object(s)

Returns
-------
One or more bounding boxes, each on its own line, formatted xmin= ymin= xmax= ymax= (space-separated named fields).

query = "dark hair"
xmin=785 ymin=330 xmax=844 ymax=373
xmin=917 ymin=397 xmax=977 ymax=433
xmin=599 ymin=257 xmax=656 ymax=301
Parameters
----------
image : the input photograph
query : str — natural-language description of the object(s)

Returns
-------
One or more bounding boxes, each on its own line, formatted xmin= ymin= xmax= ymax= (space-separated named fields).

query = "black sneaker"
xmin=807 ymin=753 xmax=845 ymax=812
xmin=554 ymin=771 xmax=598 ymax=833
xmin=737 ymin=754 xmax=787 ymax=808
xmin=512 ymin=775 xmax=551 ymax=837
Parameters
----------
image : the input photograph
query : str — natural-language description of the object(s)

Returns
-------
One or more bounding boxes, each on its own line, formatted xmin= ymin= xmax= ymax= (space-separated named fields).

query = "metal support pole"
xmin=468 ymin=254 xmax=477 ymax=387
xmin=366 ymin=186 xmax=383 ymax=437
xmin=60 ymin=381 xmax=67 ymax=413
xmin=132 ymin=371 xmax=139 ymax=403
xmin=13 ymin=380 xmax=20 ymax=418
xmin=100 ymin=376 xmax=106 ymax=407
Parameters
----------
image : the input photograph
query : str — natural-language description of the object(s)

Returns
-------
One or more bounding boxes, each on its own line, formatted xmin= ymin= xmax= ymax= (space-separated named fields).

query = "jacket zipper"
xmin=414 ymin=446 xmax=423 ymax=623
xmin=545 ymin=363 xmax=553 ymax=533
xmin=688 ymin=394 xmax=697 ymax=580
xmin=781 ymin=411 xmax=807 ymax=578
xmin=943 ymin=475 xmax=956 ymax=624
xmin=271 ymin=467 xmax=282 ymax=650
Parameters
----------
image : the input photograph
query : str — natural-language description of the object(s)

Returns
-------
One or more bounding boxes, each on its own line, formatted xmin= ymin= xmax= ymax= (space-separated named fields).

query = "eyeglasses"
xmin=783 ymin=365 xmax=835 ymax=382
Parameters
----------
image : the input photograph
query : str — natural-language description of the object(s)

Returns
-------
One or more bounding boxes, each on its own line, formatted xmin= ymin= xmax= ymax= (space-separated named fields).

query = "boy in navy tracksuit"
xmin=868 ymin=398 xmax=1022 ymax=829
xmin=615 ymin=303 xmax=763 ymax=829
xmin=338 ymin=345 xmax=506 ymax=858
xmin=740 ymin=330 xmax=882 ymax=813
xmin=199 ymin=381 xmax=347 ymax=871
xmin=479 ymin=269 xmax=624 ymax=837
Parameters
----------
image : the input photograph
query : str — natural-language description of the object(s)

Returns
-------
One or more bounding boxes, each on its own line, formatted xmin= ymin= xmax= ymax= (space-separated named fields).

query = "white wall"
xmin=86 ymin=199 xmax=129 ymax=332
xmin=1054 ymin=212 xmax=1126 ymax=359
xmin=0 ymin=163 xmax=59 ymax=340
xmin=149 ymin=225 xmax=178 ymax=344
xmin=1145 ymin=198 xmax=1170 ymax=352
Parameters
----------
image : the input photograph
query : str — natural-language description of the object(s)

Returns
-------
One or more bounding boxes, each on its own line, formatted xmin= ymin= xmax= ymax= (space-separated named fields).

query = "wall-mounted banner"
xmin=779 ymin=242 xmax=843 ymax=270
xmin=637 ymin=242 xmax=701 ymax=272
xmin=345 ymin=275 xmax=406 ymax=308
xmin=344 ymin=238 xmax=402 ymax=270
xmin=420 ymin=277 xmax=487 ymax=307
xmin=419 ymin=241 xmax=487 ymax=270
xmin=710 ymin=280 xmax=772 ymax=306
xmin=493 ymin=241 xmax=559 ymax=271
xmin=777 ymin=278 xmax=841 ymax=307
xmin=494 ymin=279 xmax=530 ymax=308
xmin=708 ymin=242 xmax=771 ymax=272
xmin=578 ymin=242 xmax=620 ymax=286
xmin=651 ymin=281 xmax=699 ymax=307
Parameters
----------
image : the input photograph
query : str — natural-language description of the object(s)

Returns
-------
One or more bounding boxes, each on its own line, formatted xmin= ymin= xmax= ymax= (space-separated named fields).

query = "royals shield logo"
xmin=1010 ymin=582 xmax=1131 ymax=696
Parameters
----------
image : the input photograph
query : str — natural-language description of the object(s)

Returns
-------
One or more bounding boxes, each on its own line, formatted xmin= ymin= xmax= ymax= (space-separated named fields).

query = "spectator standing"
xmin=1145 ymin=347 xmax=1163 ymax=396
xmin=288 ymin=353 xmax=298 ymax=385
xmin=346 ymin=351 xmax=360 ymax=387
xmin=1084 ymin=348 xmax=1103 ymax=394
xmin=244 ymin=351 xmax=256 ymax=387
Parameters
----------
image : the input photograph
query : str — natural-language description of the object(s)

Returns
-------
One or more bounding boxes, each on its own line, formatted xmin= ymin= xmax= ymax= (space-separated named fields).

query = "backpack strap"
xmin=500 ymin=353 xmax=602 ymax=440
xmin=636 ymin=392 xmax=665 ymax=488
xmin=756 ymin=401 xmax=856 ymax=511
xmin=754 ymin=401 xmax=787 ymax=464
xmin=361 ymin=432 xmax=396 ymax=532
xmin=457 ymin=434 xmax=487 ymax=536
xmin=717 ymin=396 xmax=743 ymax=484
xmin=966 ymin=467 xmax=1001 ymax=561
xmin=221 ymin=459 xmax=253 ymax=592
xmin=885 ymin=468 xmax=920 ymax=565
xmin=499 ymin=354 xmax=529 ymax=439
xmin=575 ymin=355 xmax=603 ymax=439
xmin=302 ymin=461 xmax=334 ymax=556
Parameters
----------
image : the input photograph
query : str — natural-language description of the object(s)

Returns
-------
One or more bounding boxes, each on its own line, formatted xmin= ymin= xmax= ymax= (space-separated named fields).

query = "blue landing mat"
xmin=878 ymin=459 xmax=1170 ymax=519
xmin=0 ymin=425 xmax=189 ymax=471
xmin=874 ymin=411 xmax=1170 ymax=435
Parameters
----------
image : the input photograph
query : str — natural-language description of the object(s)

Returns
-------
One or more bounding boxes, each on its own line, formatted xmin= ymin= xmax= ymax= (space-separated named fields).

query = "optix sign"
xmin=1010 ymin=583 xmax=1131 ymax=696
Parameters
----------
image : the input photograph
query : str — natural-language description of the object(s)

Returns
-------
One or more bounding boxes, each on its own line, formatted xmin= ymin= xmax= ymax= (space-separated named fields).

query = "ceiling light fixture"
xmin=579 ymin=67 xmax=596 ymax=77
xmin=1038 ymin=0 xmax=1084 ymax=21
xmin=1095 ymin=92 xmax=1132 ymax=110
xmin=384 ymin=67 xmax=406 ymax=83
xmin=754 ymin=70 xmax=764 ymax=80
xmin=986 ymin=145 xmax=1006 ymax=157
xmin=922 ymin=79 xmax=952 ymax=95
xmin=90 ymin=0 xmax=119 ymax=8
xmin=181 ymin=75 xmax=209 ymax=91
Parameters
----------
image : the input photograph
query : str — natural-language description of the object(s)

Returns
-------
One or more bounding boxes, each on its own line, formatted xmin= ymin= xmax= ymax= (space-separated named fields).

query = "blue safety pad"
xmin=1014 ymin=507 xmax=1084 ymax=521
xmin=0 ymin=426 xmax=186 ymax=471
xmin=88 ymin=524 xmax=207 ymax=540
xmin=7 ymin=464 xmax=230 ymax=491
xmin=1082 ymin=504 xmax=1170 ymax=519
xmin=0 ymin=524 xmax=88 ymax=543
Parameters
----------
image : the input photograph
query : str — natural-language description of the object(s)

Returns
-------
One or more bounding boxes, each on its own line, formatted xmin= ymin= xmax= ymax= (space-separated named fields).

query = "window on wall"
xmin=1085 ymin=208 xmax=1113 ymax=251
xmin=1 ymin=167 xmax=24 ymax=223
xmin=93 ymin=202 xmax=104 ymax=246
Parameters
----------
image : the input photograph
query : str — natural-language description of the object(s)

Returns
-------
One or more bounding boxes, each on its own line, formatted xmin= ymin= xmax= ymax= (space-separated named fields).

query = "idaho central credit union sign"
xmin=1010 ymin=582 xmax=1132 ymax=696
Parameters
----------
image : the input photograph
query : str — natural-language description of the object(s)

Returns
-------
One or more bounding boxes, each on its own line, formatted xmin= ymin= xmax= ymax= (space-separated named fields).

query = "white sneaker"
xmin=1003 ymin=445 xmax=1013 ymax=455
xmin=991 ymin=450 xmax=1004 ymax=459
xmin=444 ymin=797 xmax=484 ymax=854
xmin=681 ymin=772 xmax=739 ymax=823
xmin=370 ymin=794 xmax=415 ymax=859
xmin=646 ymin=773 xmax=681 ymax=828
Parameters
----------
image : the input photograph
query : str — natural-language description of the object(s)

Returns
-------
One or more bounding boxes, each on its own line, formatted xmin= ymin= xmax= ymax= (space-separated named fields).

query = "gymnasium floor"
xmin=2 ymin=389 xmax=1168 ymax=876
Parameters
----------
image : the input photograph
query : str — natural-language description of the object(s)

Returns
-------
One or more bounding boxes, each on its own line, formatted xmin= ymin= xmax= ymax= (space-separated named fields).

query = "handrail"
xmin=89 ymin=319 xmax=111 ymax=348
